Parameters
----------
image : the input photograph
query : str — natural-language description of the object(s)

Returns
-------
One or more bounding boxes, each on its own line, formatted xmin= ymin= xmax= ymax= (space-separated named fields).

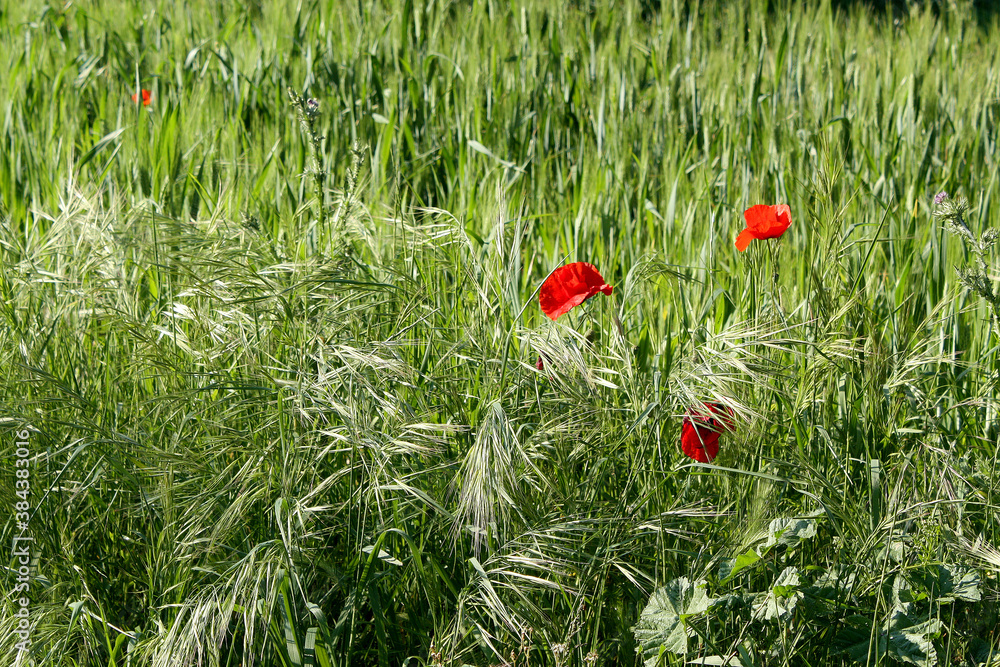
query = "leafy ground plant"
xmin=635 ymin=513 xmax=992 ymax=666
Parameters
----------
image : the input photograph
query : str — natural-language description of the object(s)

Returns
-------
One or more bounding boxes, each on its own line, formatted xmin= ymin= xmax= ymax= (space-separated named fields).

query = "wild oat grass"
xmin=2 ymin=0 xmax=1000 ymax=665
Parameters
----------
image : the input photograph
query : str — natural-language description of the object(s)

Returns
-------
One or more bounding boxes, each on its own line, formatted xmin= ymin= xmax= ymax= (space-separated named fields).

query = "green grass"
xmin=3 ymin=0 xmax=1000 ymax=665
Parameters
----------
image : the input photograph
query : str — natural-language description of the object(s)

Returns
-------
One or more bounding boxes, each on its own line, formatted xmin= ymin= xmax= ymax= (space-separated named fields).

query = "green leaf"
xmin=764 ymin=517 xmax=817 ymax=549
xmin=889 ymin=619 xmax=941 ymax=667
xmin=753 ymin=567 xmax=802 ymax=621
xmin=361 ymin=544 xmax=403 ymax=567
xmin=634 ymin=577 xmax=714 ymax=662
xmin=719 ymin=548 xmax=761 ymax=584
xmin=467 ymin=139 xmax=515 ymax=168
xmin=892 ymin=574 xmax=922 ymax=610
xmin=78 ymin=126 xmax=127 ymax=171
xmin=303 ymin=627 xmax=317 ymax=667
xmin=838 ymin=616 xmax=942 ymax=666
xmin=810 ymin=565 xmax=856 ymax=594
xmin=916 ymin=564 xmax=981 ymax=603
xmin=969 ymin=638 xmax=1000 ymax=667
xmin=841 ymin=625 xmax=886 ymax=664
xmin=801 ymin=566 xmax=858 ymax=618
xmin=876 ymin=539 xmax=907 ymax=564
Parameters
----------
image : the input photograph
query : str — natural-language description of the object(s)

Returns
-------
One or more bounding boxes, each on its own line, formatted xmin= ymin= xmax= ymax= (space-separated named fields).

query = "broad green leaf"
xmin=889 ymin=619 xmax=941 ymax=667
xmin=916 ymin=564 xmax=981 ymax=603
xmin=893 ymin=574 xmax=922 ymax=610
xmin=708 ymin=593 xmax=745 ymax=612
xmin=876 ymin=539 xmax=907 ymax=564
xmin=839 ymin=616 xmax=941 ymax=666
xmin=810 ymin=565 xmax=856 ymax=594
xmin=634 ymin=577 xmax=714 ymax=662
xmin=753 ymin=567 xmax=802 ymax=621
xmin=970 ymin=638 xmax=1000 ymax=667
xmin=803 ymin=566 xmax=857 ymax=618
xmin=842 ymin=626 xmax=887 ymax=664
xmin=765 ymin=517 xmax=817 ymax=549
xmin=719 ymin=548 xmax=761 ymax=584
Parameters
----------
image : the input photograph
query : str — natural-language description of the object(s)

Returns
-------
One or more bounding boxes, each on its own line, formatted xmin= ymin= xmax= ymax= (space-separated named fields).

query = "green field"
xmin=3 ymin=0 xmax=1000 ymax=664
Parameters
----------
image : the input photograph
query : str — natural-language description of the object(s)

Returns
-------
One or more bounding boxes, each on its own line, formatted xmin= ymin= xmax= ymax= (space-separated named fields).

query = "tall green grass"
xmin=2 ymin=0 xmax=1000 ymax=665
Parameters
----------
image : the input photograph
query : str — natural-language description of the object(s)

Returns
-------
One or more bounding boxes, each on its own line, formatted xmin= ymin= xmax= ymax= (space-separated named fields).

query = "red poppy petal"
xmin=681 ymin=420 xmax=720 ymax=463
xmin=769 ymin=205 xmax=791 ymax=237
xmin=711 ymin=404 xmax=736 ymax=432
xmin=743 ymin=205 xmax=776 ymax=232
xmin=539 ymin=262 xmax=613 ymax=320
xmin=735 ymin=228 xmax=755 ymax=252
xmin=686 ymin=403 xmax=736 ymax=433
xmin=742 ymin=204 xmax=791 ymax=242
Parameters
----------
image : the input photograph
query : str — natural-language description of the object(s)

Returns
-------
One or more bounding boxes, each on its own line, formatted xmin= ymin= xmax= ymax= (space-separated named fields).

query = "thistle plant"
xmin=936 ymin=192 xmax=1000 ymax=339
xmin=288 ymin=88 xmax=326 ymax=224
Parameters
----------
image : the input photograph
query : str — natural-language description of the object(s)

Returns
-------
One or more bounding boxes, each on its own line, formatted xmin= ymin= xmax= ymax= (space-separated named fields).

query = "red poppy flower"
xmin=680 ymin=403 xmax=735 ymax=463
xmin=735 ymin=204 xmax=792 ymax=252
xmin=539 ymin=262 xmax=613 ymax=320
xmin=131 ymin=89 xmax=152 ymax=106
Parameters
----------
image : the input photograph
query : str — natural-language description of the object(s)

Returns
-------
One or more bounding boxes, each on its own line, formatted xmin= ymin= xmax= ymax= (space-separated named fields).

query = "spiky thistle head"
xmin=934 ymin=193 xmax=971 ymax=224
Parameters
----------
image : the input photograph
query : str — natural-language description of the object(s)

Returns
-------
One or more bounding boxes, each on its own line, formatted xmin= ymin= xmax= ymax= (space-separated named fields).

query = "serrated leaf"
xmin=634 ymin=577 xmax=714 ymax=661
xmin=708 ymin=593 xmax=745 ymax=611
xmin=877 ymin=539 xmax=907 ymax=564
xmin=890 ymin=603 xmax=918 ymax=631
xmin=893 ymin=574 xmax=922 ymax=610
xmin=890 ymin=632 xmax=935 ymax=667
xmin=765 ymin=518 xmax=817 ymax=549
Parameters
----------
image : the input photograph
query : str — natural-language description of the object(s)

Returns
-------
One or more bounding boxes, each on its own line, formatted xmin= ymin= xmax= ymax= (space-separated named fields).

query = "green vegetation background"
xmin=2 ymin=0 xmax=1000 ymax=664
